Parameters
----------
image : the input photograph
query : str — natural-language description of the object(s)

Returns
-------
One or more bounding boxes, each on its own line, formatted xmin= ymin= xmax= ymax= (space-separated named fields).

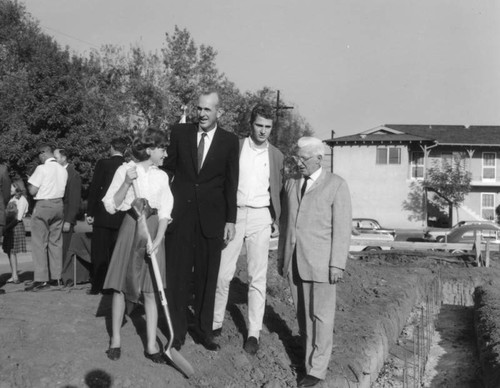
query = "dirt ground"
xmin=0 ymin=249 xmax=497 ymax=388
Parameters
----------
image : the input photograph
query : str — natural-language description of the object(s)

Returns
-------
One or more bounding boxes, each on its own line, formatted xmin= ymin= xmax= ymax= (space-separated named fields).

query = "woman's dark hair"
xmin=12 ymin=178 xmax=27 ymax=198
xmin=131 ymin=128 xmax=168 ymax=162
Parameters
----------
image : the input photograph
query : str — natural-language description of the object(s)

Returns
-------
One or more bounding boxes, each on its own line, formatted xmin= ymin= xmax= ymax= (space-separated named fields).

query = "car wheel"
xmin=364 ymin=246 xmax=382 ymax=252
xmin=451 ymin=249 xmax=465 ymax=254
xmin=436 ymin=236 xmax=445 ymax=242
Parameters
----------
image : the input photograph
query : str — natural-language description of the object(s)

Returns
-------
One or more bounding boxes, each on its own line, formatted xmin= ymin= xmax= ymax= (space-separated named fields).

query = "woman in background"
xmin=3 ymin=179 xmax=29 ymax=284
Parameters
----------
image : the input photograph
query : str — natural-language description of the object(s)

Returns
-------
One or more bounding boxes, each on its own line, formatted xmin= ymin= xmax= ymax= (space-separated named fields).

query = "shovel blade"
xmin=165 ymin=348 xmax=195 ymax=378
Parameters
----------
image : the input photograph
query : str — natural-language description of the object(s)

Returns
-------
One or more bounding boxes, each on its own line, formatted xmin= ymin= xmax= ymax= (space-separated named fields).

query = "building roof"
xmin=324 ymin=125 xmax=500 ymax=147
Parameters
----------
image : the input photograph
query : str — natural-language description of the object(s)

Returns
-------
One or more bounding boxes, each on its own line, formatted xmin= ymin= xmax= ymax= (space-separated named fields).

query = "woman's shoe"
xmin=144 ymin=351 xmax=169 ymax=364
xmin=7 ymin=273 xmax=20 ymax=284
xmin=106 ymin=347 xmax=121 ymax=361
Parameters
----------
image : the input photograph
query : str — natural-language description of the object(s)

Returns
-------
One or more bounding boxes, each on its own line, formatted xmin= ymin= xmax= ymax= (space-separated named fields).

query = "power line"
xmin=39 ymin=24 xmax=101 ymax=50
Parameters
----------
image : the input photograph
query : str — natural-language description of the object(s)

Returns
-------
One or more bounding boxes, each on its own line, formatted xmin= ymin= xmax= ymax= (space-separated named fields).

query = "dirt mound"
xmin=1 ymin=251 xmax=499 ymax=387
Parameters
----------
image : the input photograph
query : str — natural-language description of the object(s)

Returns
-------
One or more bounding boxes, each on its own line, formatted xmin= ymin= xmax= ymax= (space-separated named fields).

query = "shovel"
xmin=131 ymin=180 xmax=194 ymax=378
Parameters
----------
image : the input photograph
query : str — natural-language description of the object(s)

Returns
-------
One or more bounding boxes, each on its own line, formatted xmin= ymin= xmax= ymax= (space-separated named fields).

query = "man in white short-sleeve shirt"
xmin=25 ymin=144 xmax=68 ymax=292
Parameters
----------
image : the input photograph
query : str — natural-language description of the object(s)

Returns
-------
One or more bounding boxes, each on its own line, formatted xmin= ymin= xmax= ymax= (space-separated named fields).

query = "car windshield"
xmin=354 ymin=220 xmax=379 ymax=229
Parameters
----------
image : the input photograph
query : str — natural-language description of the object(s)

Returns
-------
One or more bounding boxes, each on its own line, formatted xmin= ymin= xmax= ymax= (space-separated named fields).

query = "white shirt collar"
xmin=305 ymin=167 xmax=322 ymax=183
xmin=198 ymin=125 xmax=217 ymax=140
xmin=247 ymin=136 xmax=268 ymax=151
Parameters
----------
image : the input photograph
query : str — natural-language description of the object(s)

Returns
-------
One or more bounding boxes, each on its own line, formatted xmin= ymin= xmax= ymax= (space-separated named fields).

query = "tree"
xmin=423 ymin=156 xmax=472 ymax=226
xmin=1 ymin=1 xmax=317 ymax=196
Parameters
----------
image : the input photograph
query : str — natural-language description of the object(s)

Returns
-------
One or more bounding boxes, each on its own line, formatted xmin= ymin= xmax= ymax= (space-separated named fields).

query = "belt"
xmin=36 ymin=198 xmax=63 ymax=202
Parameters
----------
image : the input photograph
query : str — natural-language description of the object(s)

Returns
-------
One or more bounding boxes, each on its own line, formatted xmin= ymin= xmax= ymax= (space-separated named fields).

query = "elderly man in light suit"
xmin=279 ymin=136 xmax=351 ymax=388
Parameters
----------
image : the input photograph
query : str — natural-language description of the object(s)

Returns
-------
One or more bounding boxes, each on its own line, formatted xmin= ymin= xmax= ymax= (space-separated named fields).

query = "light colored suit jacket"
xmin=279 ymin=169 xmax=352 ymax=283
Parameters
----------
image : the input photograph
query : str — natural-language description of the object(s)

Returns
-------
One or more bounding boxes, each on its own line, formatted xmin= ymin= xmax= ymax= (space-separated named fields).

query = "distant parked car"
xmin=352 ymin=218 xmax=396 ymax=238
xmin=424 ymin=220 xmax=496 ymax=242
xmin=350 ymin=228 xmax=394 ymax=252
xmin=445 ymin=223 xmax=500 ymax=253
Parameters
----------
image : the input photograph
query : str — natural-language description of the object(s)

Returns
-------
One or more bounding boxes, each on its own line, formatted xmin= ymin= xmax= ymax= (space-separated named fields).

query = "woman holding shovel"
xmin=102 ymin=128 xmax=173 ymax=364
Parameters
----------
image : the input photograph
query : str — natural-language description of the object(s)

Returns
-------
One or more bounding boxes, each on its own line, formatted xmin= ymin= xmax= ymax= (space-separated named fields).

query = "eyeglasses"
xmin=292 ymin=155 xmax=316 ymax=164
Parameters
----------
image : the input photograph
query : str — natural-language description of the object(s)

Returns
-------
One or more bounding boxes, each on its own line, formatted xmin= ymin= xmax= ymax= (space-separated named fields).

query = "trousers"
xmin=31 ymin=199 xmax=64 ymax=282
xmin=287 ymin=253 xmax=336 ymax=379
xmin=213 ymin=207 xmax=272 ymax=336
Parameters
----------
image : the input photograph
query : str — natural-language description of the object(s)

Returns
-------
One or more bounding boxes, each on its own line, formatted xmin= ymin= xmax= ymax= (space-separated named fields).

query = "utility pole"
xmin=330 ymin=130 xmax=335 ymax=172
xmin=273 ymin=90 xmax=293 ymax=144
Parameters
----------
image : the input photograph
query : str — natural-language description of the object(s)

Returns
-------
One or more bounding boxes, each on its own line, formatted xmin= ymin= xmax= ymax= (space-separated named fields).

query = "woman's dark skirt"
xmin=2 ymin=222 xmax=27 ymax=255
xmin=103 ymin=212 xmax=166 ymax=303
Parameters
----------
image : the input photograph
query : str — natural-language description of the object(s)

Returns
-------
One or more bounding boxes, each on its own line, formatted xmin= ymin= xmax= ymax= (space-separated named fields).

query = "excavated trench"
xmin=371 ymin=274 xmax=498 ymax=387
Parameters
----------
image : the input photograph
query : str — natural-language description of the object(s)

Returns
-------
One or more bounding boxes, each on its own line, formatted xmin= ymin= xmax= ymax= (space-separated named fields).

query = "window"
xmin=481 ymin=193 xmax=495 ymax=220
xmin=411 ymin=151 xmax=424 ymax=179
xmin=376 ymin=147 xmax=401 ymax=165
xmin=482 ymin=152 xmax=496 ymax=180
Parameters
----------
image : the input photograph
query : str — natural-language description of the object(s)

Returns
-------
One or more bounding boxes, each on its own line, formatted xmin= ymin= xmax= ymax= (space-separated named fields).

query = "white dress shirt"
xmin=198 ymin=126 xmax=217 ymax=168
xmin=301 ymin=167 xmax=322 ymax=194
xmin=102 ymin=161 xmax=173 ymax=221
xmin=237 ymin=137 xmax=270 ymax=208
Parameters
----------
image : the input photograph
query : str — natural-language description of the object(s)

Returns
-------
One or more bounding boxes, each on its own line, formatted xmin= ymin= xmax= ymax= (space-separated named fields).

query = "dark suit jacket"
xmin=238 ymin=138 xmax=284 ymax=222
xmin=62 ymin=164 xmax=82 ymax=225
xmin=164 ymin=124 xmax=239 ymax=238
xmin=0 ymin=164 xmax=12 ymax=226
xmin=87 ymin=155 xmax=125 ymax=229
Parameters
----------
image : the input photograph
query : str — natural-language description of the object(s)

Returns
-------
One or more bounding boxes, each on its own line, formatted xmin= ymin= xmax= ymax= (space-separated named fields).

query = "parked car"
xmin=352 ymin=218 xmax=396 ymax=238
xmin=444 ymin=223 xmax=500 ymax=253
xmin=424 ymin=220 xmax=496 ymax=242
xmin=350 ymin=228 xmax=394 ymax=252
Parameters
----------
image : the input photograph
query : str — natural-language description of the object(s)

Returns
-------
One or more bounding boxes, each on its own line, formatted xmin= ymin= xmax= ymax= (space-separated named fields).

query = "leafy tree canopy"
xmin=0 ymin=2 xmax=314 ymax=198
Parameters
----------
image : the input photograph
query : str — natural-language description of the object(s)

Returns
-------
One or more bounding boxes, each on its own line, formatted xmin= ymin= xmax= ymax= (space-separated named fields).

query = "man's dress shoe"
xmin=191 ymin=330 xmax=220 ymax=351
xmin=298 ymin=375 xmax=321 ymax=387
xmin=48 ymin=279 xmax=63 ymax=287
xmin=25 ymin=281 xmax=50 ymax=292
xmin=243 ymin=336 xmax=259 ymax=355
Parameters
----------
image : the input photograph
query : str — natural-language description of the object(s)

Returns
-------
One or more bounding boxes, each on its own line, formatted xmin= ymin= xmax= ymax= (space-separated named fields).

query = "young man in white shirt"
xmin=213 ymin=103 xmax=284 ymax=355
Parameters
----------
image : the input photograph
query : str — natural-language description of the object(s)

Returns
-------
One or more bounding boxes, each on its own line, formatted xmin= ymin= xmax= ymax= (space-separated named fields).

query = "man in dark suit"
xmin=279 ymin=137 xmax=351 ymax=387
xmin=164 ymin=90 xmax=239 ymax=351
xmin=86 ymin=138 xmax=127 ymax=295
xmin=54 ymin=148 xmax=82 ymax=283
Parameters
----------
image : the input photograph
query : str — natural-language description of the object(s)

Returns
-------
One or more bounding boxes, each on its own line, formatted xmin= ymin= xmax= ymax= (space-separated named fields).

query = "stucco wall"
xmin=332 ymin=145 xmax=424 ymax=229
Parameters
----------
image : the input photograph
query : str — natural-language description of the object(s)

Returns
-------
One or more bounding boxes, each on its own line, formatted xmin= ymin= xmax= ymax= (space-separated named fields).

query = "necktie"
xmin=198 ymin=132 xmax=207 ymax=172
xmin=301 ymin=176 xmax=309 ymax=199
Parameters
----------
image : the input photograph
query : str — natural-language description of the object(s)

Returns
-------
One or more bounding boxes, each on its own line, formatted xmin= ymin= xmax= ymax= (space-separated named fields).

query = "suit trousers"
xmin=90 ymin=226 xmax=119 ymax=292
xmin=213 ymin=207 xmax=272 ymax=336
xmin=61 ymin=225 xmax=74 ymax=274
xmin=31 ymin=199 xmax=64 ymax=282
xmin=166 ymin=210 xmax=223 ymax=342
xmin=287 ymin=253 xmax=337 ymax=380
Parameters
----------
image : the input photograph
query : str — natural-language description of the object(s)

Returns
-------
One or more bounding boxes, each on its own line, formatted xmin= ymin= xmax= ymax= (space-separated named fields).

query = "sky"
xmin=20 ymin=0 xmax=500 ymax=141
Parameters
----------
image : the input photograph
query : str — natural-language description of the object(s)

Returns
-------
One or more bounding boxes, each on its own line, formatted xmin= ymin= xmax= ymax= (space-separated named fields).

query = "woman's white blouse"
xmin=102 ymin=161 xmax=173 ymax=221
xmin=11 ymin=195 xmax=29 ymax=221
